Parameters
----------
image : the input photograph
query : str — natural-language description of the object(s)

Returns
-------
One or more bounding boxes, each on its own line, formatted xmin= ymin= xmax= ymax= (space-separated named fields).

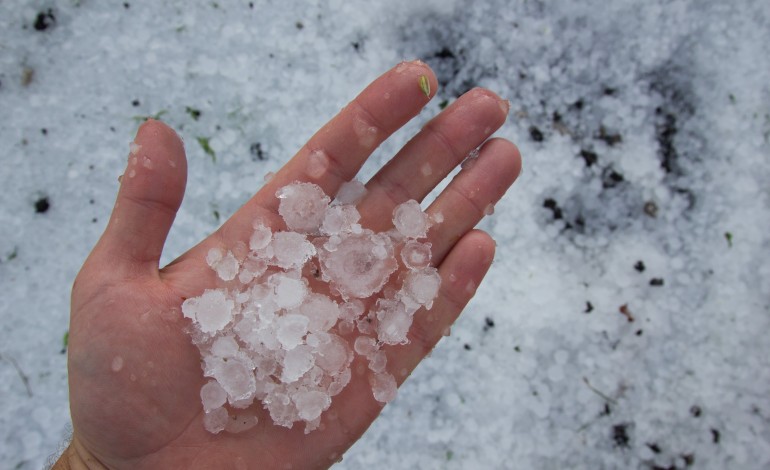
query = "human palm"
xmin=66 ymin=62 xmax=521 ymax=469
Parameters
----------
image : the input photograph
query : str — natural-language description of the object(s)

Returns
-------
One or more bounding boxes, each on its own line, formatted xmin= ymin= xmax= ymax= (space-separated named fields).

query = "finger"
xmin=93 ymin=119 xmax=187 ymax=275
xmin=427 ymin=137 xmax=521 ymax=264
xmin=358 ymin=88 xmax=509 ymax=230
xmin=255 ymin=61 xmax=437 ymax=213
xmin=385 ymin=229 xmax=496 ymax=384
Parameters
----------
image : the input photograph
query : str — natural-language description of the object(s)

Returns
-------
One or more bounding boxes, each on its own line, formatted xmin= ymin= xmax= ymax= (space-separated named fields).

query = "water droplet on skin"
xmin=128 ymin=169 xmax=136 ymax=178
xmin=465 ymin=280 xmax=477 ymax=295
xmin=129 ymin=142 xmax=142 ymax=155
xmin=484 ymin=203 xmax=495 ymax=216
xmin=383 ymin=92 xmax=391 ymax=100
xmin=142 ymin=156 xmax=153 ymax=169
xmin=111 ymin=356 xmax=124 ymax=372
xmin=442 ymin=326 xmax=451 ymax=337
xmin=131 ymin=156 xmax=138 ymax=166
xmin=449 ymin=273 xmax=457 ymax=282
xmin=307 ymin=149 xmax=330 ymax=179
xmin=129 ymin=374 xmax=137 ymax=382
xmin=420 ymin=163 xmax=432 ymax=176
xmin=264 ymin=171 xmax=275 ymax=182
xmin=168 ymin=159 xmax=177 ymax=168
xmin=353 ymin=117 xmax=378 ymax=149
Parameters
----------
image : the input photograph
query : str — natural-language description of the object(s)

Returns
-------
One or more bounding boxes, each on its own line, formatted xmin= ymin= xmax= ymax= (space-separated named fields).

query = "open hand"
xmin=65 ymin=61 xmax=521 ymax=469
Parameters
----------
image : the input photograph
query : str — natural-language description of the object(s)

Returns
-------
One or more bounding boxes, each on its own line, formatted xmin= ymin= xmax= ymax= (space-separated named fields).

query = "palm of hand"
xmin=67 ymin=62 xmax=520 ymax=469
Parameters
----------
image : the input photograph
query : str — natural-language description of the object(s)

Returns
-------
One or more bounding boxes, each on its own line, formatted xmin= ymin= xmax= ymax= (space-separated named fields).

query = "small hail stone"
xmin=484 ymin=203 xmax=495 ymax=216
xmin=182 ymin=289 xmax=235 ymax=333
xmin=393 ymin=200 xmax=429 ymax=239
xmin=214 ymin=251 xmax=240 ymax=281
xmin=276 ymin=314 xmax=310 ymax=350
xmin=282 ymin=345 xmax=315 ymax=382
xmin=335 ymin=179 xmax=367 ymax=205
xmin=400 ymin=240 xmax=432 ymax=270
xmin=431 ymin=212 xmax=444 ymax=224
xmin=263 ymin=171 xmax=275 ymax=182
xmin=369 ymin=372 xmax=397 ymax=403
xmin=249 ymin=222 xmax=272 ymax=251
xmin=225 ymin=411 xmax=259 ymax=433
xmin=353 ymin=336 xmax=377 ymax=357
xmin=368 ymin=350 xmax=387 ymax=373
xmin=402 ymin=267 xmax=441 ymax=309
xmin=375 ymin=299 xmax=413 ymax=345
xmin=353 ymin=117 xmax=378 ymax=149
xmin=294 ymin=390 xmax=331 ymax=422
xmin=271 ymin=231 xmax=315 ymax=269
xmin=213 ymin=357 xmax=257 ymax=402
xmin=200 ymin=380 xmax=228 ymax=412
xmin=277 ymin=182 xmax=331 ymax=233
xmin=128 ymin=169 xmax=136 ymax=178
xmin=203 ymin=407 xmax=229 ymax=434
xmin=306 ymin=150 xmax=330 ymax=179
xmin=142 ymin=156 xmax=153 ymax=169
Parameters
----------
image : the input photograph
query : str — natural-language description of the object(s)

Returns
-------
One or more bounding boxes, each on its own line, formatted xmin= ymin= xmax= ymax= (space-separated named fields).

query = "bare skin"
xmin=60 ymin=62 xmax=521 ymax=469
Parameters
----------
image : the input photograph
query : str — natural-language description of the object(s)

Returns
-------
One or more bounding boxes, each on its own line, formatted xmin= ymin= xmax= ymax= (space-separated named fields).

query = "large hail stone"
xmin=318 ymin=230 xmax=398 ymax=300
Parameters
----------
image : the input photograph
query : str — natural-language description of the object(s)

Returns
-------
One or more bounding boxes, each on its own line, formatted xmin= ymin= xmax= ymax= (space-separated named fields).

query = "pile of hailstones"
xmin=181 ymin=180 xmax=443 ymax=434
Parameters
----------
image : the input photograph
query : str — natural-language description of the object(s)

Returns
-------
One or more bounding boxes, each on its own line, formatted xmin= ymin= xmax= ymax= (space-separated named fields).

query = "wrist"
xmin=52 ymin=434 xmax=108 ymax=470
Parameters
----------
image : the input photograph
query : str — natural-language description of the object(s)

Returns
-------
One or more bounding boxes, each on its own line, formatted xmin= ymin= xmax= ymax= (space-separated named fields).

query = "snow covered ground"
xmin=1 ymin=0 xmax=769 ymax=468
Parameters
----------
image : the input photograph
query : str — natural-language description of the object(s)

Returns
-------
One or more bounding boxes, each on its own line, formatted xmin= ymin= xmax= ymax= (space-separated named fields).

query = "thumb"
xmin=93 ymin=119 xmax=187 ymax=277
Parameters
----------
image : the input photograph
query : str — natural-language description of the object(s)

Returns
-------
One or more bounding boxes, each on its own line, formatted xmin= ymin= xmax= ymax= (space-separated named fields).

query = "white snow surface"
xmin=1 ymin=1 xmax=769 ymax=469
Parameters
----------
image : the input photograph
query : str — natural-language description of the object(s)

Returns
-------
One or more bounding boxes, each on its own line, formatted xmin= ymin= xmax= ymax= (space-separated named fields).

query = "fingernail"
xmin=498 ymin=99 xmax=510 ymax=115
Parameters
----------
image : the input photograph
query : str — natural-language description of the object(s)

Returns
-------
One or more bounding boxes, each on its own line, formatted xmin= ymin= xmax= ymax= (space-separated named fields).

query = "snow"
xmin=1 ymin=1 xmax=769 ymax=469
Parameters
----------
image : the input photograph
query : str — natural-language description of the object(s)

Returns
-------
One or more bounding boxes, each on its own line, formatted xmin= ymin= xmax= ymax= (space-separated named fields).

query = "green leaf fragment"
xmin=419 ymin=75 xmax=430 ymax=97
xmin=62 ymin=331 xmax=69 ymax=348
xmin=725 ymin=231 xmax=733 ymax=247
xmin=446 ymin=450 xmax=454 ymax=461
xmin=197 ymin=137 xmax=216 ymax=162
xmin=439 ymin=99 xmax=449 ymax=110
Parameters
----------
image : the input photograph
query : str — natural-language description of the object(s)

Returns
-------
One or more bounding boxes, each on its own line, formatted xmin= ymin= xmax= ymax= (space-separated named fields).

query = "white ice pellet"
xmin=276 ymin=314 xmax=310 ymax=350
xmin=393 ymin=200 xmax=430 ymax=239
xmin=277 ymin=182 xmax=330 ymax=233
xmin=369 ymin=372 xmax=397 ymax=403
xmin=200 ymin=380 xmax=228 ymax=412
xmin=293 ymin=390 xmax=331 ymax=421
xmin=281 ymin=345 xmax=314 ymax=382
xmin=271 ymin=231 xmax=315 ymax=269
xmin=375 ymin=299 xmax=413 ymax=345
xmin=354 ymin=335 xmax=377 ymax=357
xmin=249 ymin=223 xmax=272 ymax=251
xmin=271 ymin=274 xmax=308 ymax=309
xmin=402 ymin=267 xmax=441 ymax=309
xmin=401 ymin=240 xmax=432 ymax=270
xmin=212 ymin=357 xmax=257 ymax=403
xmin=182 ymin=289 xmax=234 ymax=334
xmin=368 ymin=350 xmax=387 ymax=373
xmin=203 ymin=406 xmax=229 ymax=434
xmin=334 ymin=179 xmax=367 ymax=205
